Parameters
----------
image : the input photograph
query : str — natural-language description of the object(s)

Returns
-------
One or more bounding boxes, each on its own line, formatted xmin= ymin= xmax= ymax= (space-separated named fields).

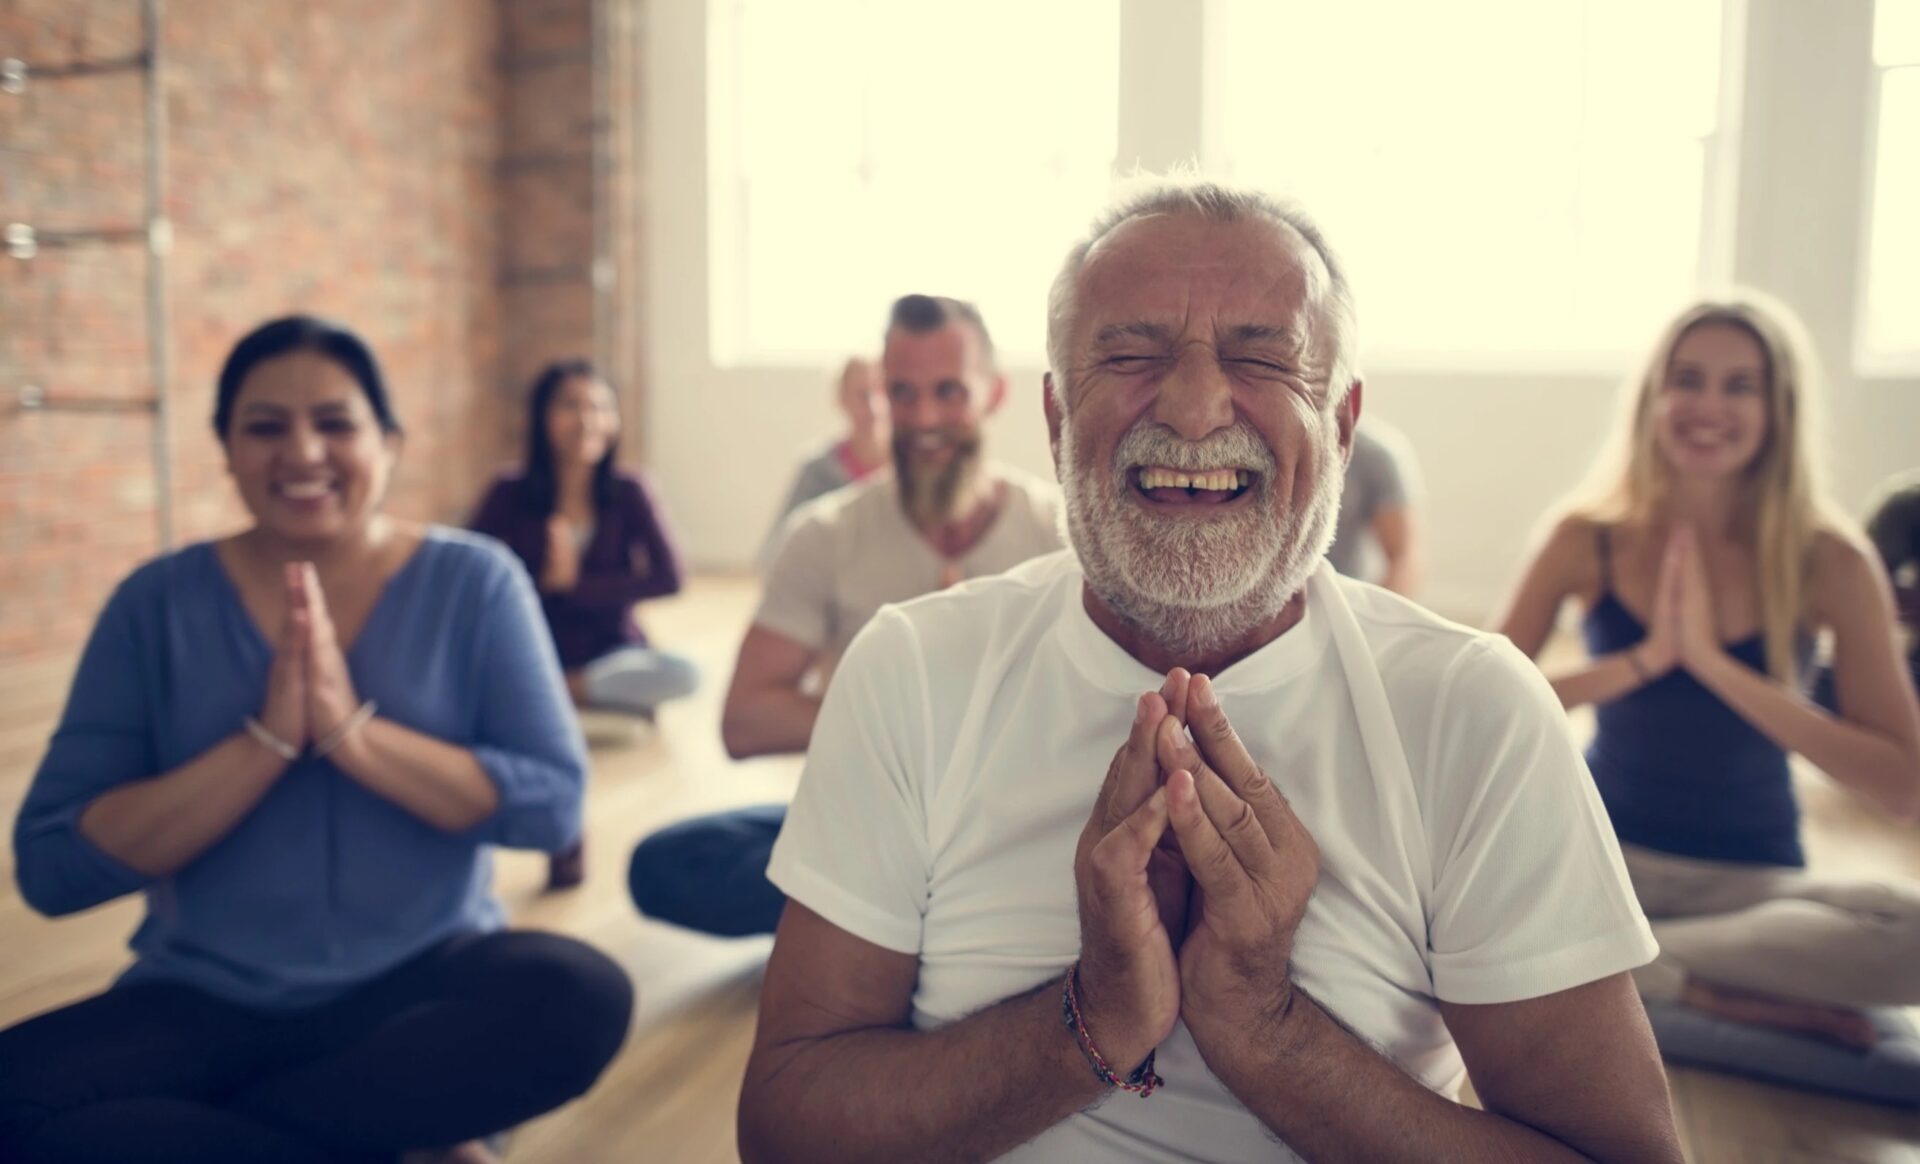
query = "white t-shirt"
xmin=767 ymin=551 xmax=1657 ymax=1163
xmin=755 ymin=465 xmax=1064 ymax=659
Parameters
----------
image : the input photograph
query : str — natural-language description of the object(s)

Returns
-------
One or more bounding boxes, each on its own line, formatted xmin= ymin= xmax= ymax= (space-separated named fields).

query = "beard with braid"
xmin=1060 ymin=411 xmax=1345 ymax=658
xmin=894 ymin=427 xmax=984 ymax=528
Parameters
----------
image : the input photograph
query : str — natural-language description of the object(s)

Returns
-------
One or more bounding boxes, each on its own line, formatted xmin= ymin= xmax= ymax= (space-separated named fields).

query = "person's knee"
xmin=1796 ymin=878 xmax=1920 ymax=932
xmin=656 ymin=653 xmax=701 ymax=702
xmin=0 ymin=994 xmax=174 ymax=1144
xmin=628 ymin=808 xmax=787 ymax=936
xmin=550 ymin=942 xmax=634 ymax=1067
xmin=481 ymin=933 xmax=633 ymax=1094
xmin=627 ymin=829 xmax=690 ymax=923
xmin=587 ymin=651 xmax=699 ymax=713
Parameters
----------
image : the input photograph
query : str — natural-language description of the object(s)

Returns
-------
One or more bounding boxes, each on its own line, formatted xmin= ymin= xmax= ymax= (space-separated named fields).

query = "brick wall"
xmin=0 ymin=0 xmax=635 ymax=678
xmin=497 ymin=0 xmax=640 ymax=465
xmin=0 ymin=0 xmax=645 ymax=853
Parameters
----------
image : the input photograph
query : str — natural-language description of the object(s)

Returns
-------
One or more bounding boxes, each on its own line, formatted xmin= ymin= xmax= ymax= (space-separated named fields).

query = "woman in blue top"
xmin=1 ymin=317 xmax=633 ymax=1164
xmin=1498 ymin=293 xmax=1920 ymax=1053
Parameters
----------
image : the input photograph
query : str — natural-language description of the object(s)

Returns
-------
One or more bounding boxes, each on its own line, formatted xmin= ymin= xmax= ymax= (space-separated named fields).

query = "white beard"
xmin=1060 ymin=415 xmax=1343 ymax=657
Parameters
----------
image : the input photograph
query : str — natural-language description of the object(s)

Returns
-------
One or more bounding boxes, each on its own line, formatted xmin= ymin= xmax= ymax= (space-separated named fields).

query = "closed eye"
xmin=1228 ymin=358 xmax=1291 ymax=375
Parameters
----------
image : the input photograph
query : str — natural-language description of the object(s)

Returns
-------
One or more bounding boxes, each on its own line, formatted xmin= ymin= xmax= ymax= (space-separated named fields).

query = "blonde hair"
xmin=1572 ymin=290 xmax=1844 ymax=681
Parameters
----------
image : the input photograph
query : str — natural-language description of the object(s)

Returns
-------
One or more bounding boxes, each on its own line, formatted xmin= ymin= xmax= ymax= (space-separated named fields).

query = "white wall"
xmin=642 ymin=0 xmax=1919 ymax=622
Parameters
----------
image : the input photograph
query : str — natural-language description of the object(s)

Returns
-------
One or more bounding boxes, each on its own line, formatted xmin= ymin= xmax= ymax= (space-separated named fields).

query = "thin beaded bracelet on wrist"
xmin=243 ymin=717 xmax=300 ymax=761
xmin=314 ymin=700 xmax=378 ymax=758
xmin=244 ymin=700 xmax=376 ymax=763
xmin=1061 ymin=962 xmax=1163 ymax=1098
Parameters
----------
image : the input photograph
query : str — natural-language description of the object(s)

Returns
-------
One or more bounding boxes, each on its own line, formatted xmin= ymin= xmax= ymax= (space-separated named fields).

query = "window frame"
xmin=1855 ymin=42 xmax=1920 ymax=374
xmin=700 ymin=0 xmax=1742 ymax=377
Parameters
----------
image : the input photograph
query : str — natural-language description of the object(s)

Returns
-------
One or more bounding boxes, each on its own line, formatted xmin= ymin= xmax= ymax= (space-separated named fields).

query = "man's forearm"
xmin=722 ymin=688 xmax=822 ymax=759
xmin=739 ymin=976 xmax=1110 ymax=1164
xmin=1205 ymin=992 xmax=1648 ymax=1163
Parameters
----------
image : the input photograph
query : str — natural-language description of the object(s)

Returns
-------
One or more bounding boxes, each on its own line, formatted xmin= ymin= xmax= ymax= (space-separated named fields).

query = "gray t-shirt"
xmin=1325 ymin=422 xmax=1421 ymax=581
xmin=760 ymin=443 xmax=862 ymax=567
xmin=756 ymin=466 xmax=1065 ymax=658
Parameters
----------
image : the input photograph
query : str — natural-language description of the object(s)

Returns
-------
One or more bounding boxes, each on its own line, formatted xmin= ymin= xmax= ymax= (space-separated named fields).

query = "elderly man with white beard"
xmin=737 ymin=181 xmax=1684 ymax=1163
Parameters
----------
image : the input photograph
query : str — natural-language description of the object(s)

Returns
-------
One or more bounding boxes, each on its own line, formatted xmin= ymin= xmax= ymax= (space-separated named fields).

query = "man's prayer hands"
xmin=1159 ymin=673 xmax=1320 ymax=1064
xmin=1071 ymin=670 xmax=1197 ymax=1074
xmin=1073 ymin=669 xmax=1321 ymax=1077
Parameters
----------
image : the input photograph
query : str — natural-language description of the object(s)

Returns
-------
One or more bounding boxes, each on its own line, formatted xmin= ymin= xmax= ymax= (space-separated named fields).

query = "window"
xmin=1213 ymin=0 xmax=1726 ymax=367
xmin=1862 ymin=0 xmax=1920 ymax=364
xmin=707 ymin=0 xmax=1119 ymax=366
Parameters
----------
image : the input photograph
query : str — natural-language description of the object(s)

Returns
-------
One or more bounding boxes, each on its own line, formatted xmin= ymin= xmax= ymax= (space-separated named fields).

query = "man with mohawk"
xmin=626 ymin=293 xmax=1062 ymax=937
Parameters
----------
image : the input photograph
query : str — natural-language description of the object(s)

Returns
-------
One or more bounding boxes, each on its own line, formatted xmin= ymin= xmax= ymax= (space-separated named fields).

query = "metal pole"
xmin=143 ymin=0 xmax=174 ymax=550
xmin=590 ymin=0 xmax=612 ymax=375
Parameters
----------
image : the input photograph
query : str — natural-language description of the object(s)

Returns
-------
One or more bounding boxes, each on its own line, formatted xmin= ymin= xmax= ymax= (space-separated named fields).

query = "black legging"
xmin=0 ymin=930 xmax=633 ymax=1164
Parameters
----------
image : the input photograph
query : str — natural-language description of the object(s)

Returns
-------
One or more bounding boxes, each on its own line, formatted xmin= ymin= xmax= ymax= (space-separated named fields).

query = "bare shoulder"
xmin=1530 ymin=511 xmax=1606 ymax=593
xmin=1807 ymin=523 xmax=1886 ymax=615
xmin=1541 ymin=511 xmax=1602 ymax=553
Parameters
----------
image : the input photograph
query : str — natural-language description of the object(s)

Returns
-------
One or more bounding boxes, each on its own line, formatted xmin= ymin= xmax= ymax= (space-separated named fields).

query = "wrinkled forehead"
xmin=1074 ymin=213 xmax=1333 ymax=351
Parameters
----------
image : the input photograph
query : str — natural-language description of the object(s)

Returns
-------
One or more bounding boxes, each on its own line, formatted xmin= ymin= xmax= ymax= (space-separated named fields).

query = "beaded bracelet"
xmin=1061 ymin=962 xmax=1163 ymax=1098
xmin=314 ymin=700 xmax=378 ymax=758
xmin=243 ymin=717 xmax=301 ymax=761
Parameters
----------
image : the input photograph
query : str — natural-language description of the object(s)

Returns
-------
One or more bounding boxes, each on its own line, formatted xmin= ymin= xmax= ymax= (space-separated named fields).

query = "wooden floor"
xmin=2 ymin=576 xmax=1917 ymax=1162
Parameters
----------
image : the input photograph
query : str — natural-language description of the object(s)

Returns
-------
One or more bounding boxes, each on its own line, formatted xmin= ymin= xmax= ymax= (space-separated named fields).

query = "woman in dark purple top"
xmin=471 ymin=360 xmax=698 ymax=887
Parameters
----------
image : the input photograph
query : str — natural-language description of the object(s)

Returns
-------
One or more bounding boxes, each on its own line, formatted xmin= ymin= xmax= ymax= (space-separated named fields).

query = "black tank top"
xmin=1579 ymin=526 xmax=1804 ymax=867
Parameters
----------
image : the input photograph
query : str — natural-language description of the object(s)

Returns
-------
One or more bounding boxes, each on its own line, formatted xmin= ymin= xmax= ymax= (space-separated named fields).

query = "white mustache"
xmin=1112 ymin=420 xmax=1277 ymax=477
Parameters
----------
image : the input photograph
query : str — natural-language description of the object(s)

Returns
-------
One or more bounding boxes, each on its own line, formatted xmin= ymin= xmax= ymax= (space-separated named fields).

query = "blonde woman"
xmin=1497 ymin=293 xmax=1920 ymax=1063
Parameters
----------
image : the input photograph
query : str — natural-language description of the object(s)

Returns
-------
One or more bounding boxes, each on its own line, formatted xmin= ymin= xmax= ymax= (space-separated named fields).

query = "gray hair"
xmin=1045 ymin=177 xmax=1360 ymax=409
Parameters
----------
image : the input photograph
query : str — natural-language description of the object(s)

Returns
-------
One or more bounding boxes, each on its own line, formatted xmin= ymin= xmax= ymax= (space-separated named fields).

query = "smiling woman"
xmin=468 ymin=359 xmax=700 ymax=889
xmin=214 ymin=318 xmax=405 ymax=546
xmin=1495 ymin=292 xmax=1920 ymax=1101
xmin=0 ymin=316 xmax=634 ymax=1164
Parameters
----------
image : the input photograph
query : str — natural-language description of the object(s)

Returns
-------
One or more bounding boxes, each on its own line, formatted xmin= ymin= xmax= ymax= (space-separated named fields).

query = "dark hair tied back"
xmin=213 ymin=315 xmax=403 ymax=439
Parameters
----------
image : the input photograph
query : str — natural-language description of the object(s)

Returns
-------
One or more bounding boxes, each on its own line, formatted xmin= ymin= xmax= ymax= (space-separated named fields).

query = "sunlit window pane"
xmin=1216 ymin=0 xmax=1723 ymax=364
xmin=710 ymin=0 xmax=1119 ymax=365
xmin=1877 ymin=0 xmax=1920 ymax=67
xmin=1864 ymin=66 xmax=1920 ymax=359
